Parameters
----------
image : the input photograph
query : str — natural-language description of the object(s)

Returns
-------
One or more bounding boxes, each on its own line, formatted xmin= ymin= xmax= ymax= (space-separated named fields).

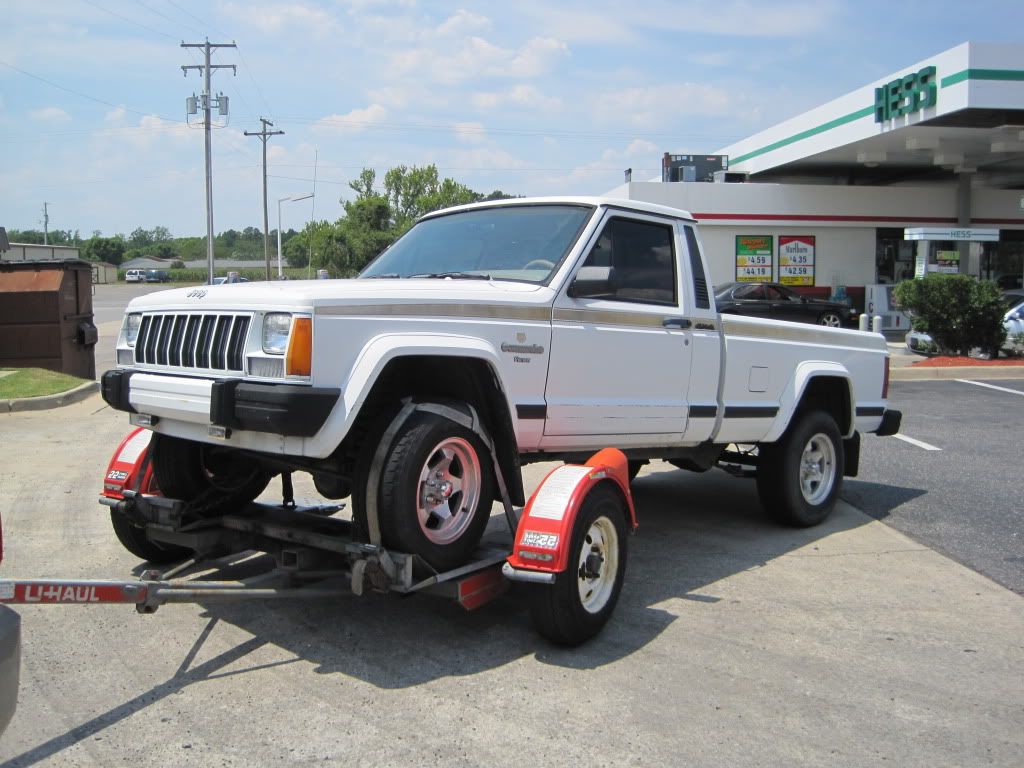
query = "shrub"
xmin=893 ymin=274 xmax=1007 ymax=356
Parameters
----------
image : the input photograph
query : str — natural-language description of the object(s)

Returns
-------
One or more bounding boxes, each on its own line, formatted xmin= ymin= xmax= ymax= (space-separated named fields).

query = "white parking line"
xmin=893 ymin=433 xmax=942 ymax=451
xmin=955 ymin=379 xmax=1024 ymax=396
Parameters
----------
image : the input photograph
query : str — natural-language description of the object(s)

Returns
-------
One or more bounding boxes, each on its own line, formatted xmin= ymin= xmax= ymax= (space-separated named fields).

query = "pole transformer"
xmin=244 ymin=118 xmax=284 ymax=281
xmin=181 ymin=38 xmax=236 ymax=285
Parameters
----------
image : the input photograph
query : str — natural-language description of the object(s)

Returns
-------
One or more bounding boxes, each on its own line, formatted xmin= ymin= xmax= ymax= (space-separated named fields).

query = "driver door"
xmin=542 ymin=212 xmax=692 ymax=446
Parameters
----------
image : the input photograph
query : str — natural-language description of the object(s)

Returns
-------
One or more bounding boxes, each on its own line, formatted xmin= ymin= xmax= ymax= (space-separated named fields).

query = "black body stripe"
xmin=516 ymin=404 xmax=547 ymax=420
xmin=723 ymin=406 xmax=779 ymax=419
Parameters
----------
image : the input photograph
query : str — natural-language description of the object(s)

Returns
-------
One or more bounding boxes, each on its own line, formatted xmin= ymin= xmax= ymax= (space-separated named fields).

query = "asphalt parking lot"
xmin=0 ymin=385 xmax=1022 ymax=767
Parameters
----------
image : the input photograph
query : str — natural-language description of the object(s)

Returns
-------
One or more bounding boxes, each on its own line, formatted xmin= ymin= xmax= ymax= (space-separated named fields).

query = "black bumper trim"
xmin=213 ymin=381 xmax=341 ymax=437
xmin=874 ymin=409 xmax=902 ymax=437
xmin=101 ymin=369 xmax=136 ymax=413
xmin=856 ymin=406 xmax=885 ymax=417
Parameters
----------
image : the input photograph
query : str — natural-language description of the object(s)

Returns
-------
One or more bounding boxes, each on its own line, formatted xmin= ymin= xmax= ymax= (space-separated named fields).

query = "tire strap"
xmin=362 ymin=399 xmax=520 ymax=581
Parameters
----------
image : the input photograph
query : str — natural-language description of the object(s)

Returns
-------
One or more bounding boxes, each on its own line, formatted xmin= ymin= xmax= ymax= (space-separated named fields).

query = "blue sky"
xmin=2 ymin=1 xmax=1021 ymax=238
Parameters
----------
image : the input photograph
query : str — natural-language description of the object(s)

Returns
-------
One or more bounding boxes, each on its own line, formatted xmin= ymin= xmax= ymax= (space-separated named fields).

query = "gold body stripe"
xmin=316 ymin=303 xmax=551 ymax=323
xmin=721 ymin=316 xmax=886 ymax=350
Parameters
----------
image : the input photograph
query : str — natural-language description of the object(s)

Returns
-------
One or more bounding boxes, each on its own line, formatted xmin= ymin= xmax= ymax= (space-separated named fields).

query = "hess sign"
xmin=874 ymin=65 xmax=936 ymax=123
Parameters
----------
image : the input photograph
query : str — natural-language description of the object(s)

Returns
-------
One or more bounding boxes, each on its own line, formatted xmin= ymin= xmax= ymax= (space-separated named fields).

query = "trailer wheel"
xmin=528 ymin=484 xmax=628 ymax=646
xmin=756 ymin=409 xmax=844 ymax=527
xmin=150 ymin=434 xmax=271 ymax=516
xmin=109 ymin=511 xmax=191 ymax=564
xmin=378 ymin=410 xmax=495 ymax=571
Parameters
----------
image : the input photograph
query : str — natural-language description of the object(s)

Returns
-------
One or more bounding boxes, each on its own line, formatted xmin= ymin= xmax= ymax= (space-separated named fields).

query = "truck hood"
xmin=127 ymin=277 xmax=552 ymax=313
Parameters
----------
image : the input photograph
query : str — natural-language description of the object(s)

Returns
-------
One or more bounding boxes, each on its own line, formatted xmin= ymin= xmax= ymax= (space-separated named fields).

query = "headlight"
xmin=262 ymin=313 xmax=292 ymax=355
xmin=123 ymin=313 xmax=142 ymax=347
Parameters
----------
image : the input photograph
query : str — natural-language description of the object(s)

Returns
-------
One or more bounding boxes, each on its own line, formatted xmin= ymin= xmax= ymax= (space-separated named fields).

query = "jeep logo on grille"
xmin=187 ymin=289 xmax=207 ymax=299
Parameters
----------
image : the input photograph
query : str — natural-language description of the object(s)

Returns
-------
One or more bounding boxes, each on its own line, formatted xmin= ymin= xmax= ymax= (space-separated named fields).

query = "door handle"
xmin=662 ymin=317 xmax=691 ymax=329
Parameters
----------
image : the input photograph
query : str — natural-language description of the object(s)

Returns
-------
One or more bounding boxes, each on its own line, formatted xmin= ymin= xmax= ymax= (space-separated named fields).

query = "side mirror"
xmin=568 ymin=266 xmax=615 ymax=299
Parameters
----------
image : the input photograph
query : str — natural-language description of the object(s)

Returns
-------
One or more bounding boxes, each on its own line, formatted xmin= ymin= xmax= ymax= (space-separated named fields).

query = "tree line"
xmin=8 ymin=165 xmax=513 ymax=275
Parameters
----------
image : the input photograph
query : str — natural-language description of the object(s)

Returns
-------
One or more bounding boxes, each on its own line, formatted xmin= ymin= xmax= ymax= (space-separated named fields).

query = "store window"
xmin=875 ymin=228 xmax=916 ymax=283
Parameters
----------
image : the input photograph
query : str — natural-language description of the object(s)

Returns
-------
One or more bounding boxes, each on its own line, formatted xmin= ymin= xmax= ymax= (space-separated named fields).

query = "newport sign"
xmin=874 ymin=65 xmax=937 ymax=123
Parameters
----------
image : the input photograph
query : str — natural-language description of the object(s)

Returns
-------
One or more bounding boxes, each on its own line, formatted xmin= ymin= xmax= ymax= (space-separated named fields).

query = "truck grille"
xmin=134 ymin=313 xmax=251 ymax=372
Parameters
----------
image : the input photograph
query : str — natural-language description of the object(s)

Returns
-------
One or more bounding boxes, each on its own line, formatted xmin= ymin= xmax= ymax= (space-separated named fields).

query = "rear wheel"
xmin=109 ymin=511 xmax=191 ymax=564
xmin=756 ymin=410 xmax=844 ymax=527
xmin=377 ymin=410 xmax=494 ymax=571
xmin=818 ymin=311 xmax=843 ymax=327
xmin=150 ymin=434 xmax=271 ymax=516
xmin=527 ymin=484 xmax=628 ymax=646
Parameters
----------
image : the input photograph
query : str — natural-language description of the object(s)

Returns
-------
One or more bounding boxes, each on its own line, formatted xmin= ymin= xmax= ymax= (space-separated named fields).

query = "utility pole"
xmin=244 ymin=118 xmax=284 ymax=281
xmin=181 ymin=38 xmax=236 ymax=285
xmin=42 ymin=202 xmax=49 ymax=245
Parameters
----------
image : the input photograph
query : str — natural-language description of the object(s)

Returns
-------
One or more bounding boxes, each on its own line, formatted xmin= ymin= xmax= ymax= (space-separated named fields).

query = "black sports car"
xmin=714 ymin=282 xmax=859 ymax=327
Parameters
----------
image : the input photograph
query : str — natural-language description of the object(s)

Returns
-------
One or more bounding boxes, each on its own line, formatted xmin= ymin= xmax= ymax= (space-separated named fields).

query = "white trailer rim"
xmin=577 ymin=515 xmax=619 ymax=614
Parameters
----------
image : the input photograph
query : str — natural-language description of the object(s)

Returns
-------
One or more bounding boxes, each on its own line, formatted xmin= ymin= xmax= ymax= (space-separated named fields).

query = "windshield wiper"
xmin=362 ymin=272 xmax=402 ymax=279
xmin=410 ymin=271 xmax=492 ymax=280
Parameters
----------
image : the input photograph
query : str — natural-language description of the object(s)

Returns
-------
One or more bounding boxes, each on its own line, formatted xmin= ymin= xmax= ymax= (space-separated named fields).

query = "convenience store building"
xmin=608 ymin=41 xmax=1024 ymax=311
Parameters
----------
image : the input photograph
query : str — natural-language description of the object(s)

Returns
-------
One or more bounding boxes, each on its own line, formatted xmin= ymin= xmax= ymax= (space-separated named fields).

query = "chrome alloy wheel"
xmin=819 ymin=312 xmax=843 ymax=327
xmin=577 ymin=515 xmax=620 ymax=614
xmin=415 ymin=436 xmax=482 ymax=545
xmin=799 ymin=432 xmax=837 ymax=505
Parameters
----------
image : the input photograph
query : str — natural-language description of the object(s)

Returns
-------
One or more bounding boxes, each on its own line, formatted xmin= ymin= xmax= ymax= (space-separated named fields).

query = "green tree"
xmin=82 ymin=236 xmax=127 ymax=266
xmin=129 ymin=227 xmax=154 ymax=248
xmin=894 ymin=274 xmax=1007 ymax=356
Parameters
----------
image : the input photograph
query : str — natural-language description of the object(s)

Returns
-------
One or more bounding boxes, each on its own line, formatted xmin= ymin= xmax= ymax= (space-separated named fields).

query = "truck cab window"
xmin=581 ymin=218 xmax=677 ymax=306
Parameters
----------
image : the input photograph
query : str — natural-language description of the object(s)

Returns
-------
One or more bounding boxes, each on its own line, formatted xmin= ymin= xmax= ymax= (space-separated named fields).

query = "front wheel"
xmin=150 ymin=434 xmax=271 ymax=517
xmin=818 ymin=311 xmax=843 ymax=327
xmin=110 ymin=511 xmax=191 ymax=564
xmin=527 ymin=485 xmax=628 ymax=646
xmin=377 ymin=409 xmax=495 ymax=571
xmin=756 ymin=410 xmax=844 ymax=527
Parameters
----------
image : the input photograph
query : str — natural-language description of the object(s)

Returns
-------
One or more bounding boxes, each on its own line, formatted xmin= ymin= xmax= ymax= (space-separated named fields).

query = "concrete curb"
xmin=3 ymin=381 xmax=100 ymax=413
xmin=890 ymin=365 xmax=1024 ymax=381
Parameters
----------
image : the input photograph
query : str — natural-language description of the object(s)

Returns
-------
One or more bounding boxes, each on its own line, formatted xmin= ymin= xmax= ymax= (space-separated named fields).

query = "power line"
xmin=80 ymin=0 xmax=178 ymax=40
xmin=0 ymin=59 xmax=185 ymax=123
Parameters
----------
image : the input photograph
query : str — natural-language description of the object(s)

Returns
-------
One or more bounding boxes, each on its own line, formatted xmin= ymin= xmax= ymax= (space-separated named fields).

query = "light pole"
xmin=276 ymin=193 xmax=314 ymax=278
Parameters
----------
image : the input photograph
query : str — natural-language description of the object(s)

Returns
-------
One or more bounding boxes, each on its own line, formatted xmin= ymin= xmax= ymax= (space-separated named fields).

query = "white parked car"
xmin=124 ymin=269 xmax=145 ymax=283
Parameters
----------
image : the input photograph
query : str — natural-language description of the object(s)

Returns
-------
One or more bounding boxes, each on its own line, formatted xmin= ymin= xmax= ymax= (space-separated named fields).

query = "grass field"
xmin=0 ymin=368 xmax=90 ymax=399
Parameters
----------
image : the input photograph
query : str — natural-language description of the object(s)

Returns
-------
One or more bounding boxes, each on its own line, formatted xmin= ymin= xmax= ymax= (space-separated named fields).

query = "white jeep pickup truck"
xmin=101 ymin=197 xmax=900 ymax=569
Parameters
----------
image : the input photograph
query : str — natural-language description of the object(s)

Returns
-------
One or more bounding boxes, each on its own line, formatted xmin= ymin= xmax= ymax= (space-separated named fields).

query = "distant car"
xmin=714 ymin=282 xmax=859 ymax=327
xmin=124 ymin=269 xmax=145 ymax=283
xmin=145 ymin=269 xmax=170 ymax=283
xmin=905 ymin=298 xmax=1024 ymax=356
xmin=206 ymin=276 xmax=249 ymax=285
xmin=0 ymin=514 xmax=20 ymax=737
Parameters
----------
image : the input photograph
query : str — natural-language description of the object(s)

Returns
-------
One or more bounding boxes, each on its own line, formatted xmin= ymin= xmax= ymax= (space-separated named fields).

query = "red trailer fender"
xmin=506 ymin=448 xmax=637 ymax=576
xmin=101 ymin=427 xmax=158 ymax=499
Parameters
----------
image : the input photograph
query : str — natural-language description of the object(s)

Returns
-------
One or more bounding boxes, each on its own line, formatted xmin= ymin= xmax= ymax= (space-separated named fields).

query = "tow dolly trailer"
xmin=2 ymin=423 xmax=637 ymax=646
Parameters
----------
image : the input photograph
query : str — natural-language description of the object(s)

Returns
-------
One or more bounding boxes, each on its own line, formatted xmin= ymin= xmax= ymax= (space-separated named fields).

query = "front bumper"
xmin=0 ymin=605 xmax=20 ymax=736
xmin=101 ymin=369 xmax=340 ymax=438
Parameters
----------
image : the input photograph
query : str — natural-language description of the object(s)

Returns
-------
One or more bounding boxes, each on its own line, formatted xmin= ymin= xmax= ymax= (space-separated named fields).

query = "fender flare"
xmin=761 ymin=360 xmax=854 ymax=443
xmin=302 ymin=332 xmax=515 ymax=458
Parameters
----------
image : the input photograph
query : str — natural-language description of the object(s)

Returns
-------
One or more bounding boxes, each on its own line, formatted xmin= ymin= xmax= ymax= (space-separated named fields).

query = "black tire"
xmin=527 ymin=484 xmax=628 ymax=646
xmin=818 ymin=311 xmax=843 ymax=328
xmin=109 ymin=510 xmax=191 ymax=564
xmin=377 ymin=410 xmax=495 ymax=571
xmin=756 ymin=410 xmax=844 ymax=527
xmin=627 ymin=460 xmax=646 ymax=482
xmin=149 ymin=434 xmax=271 ymax=516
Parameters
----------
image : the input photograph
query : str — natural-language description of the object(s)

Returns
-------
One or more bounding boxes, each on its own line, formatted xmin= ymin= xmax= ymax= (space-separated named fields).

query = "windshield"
xmin=360 ymin=204 xmax=594 ymax=283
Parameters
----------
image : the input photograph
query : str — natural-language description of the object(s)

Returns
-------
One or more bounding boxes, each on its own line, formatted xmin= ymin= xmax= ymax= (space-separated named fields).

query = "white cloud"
xmin=389 ymin=35 xmax=569 ymax=85
xmin=219 ymin=2 xmax=340 ymax=37
xmin=436 ymin=10 xmax=491 ymax=37
xmin=508 ymin=37 xmax=569 ymax=78
xmin=624 ymin=139 xmax=657 ymax=157
xmin=453 ymin=122 xmax=486 ymax=144
xmin=312 ymin=104 xmax=387 ymax=134
xmin=593 ymin=83 xmax=734 ymax=128
xmin=105 ymin=106 xmax=127 ymax=123
xmin=472 ymin=84 xmax=561 ymax=111
xmin=29 ymin=106 xmax=71 ymax=123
